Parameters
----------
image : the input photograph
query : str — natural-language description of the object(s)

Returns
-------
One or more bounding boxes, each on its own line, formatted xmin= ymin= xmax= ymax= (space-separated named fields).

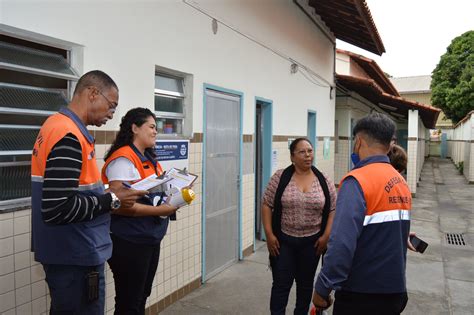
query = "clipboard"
xmin=166 ymin=167 xmax=198 ymax=190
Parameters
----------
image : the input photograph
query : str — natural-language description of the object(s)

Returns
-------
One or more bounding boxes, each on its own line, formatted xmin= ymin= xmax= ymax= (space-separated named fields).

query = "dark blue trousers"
xmin=43 ymin=263 xmax=105 ymax=314
xmin=270 ymin=232 xmax=320 ymax=315
xmin=333 ymin=291 xmax=408 ymax=315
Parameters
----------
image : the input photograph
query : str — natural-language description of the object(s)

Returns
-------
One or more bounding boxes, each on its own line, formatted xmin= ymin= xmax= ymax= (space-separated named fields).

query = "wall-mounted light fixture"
xmin=290 ymin=63 xmax=298 ymax=74
xmin=212 ymin=19 xmax=218 ymax=34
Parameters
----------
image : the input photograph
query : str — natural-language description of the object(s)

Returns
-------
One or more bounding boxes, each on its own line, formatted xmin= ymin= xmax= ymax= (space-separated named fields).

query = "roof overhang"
xmin=337 ymin=49 xmax=399 ymax=95
xmin=297 ymin=0 xmax=385 ymax=55
xmin=399 ymin=90 xmax=431 ymax=94
xmin=337 ymin=74 xmax=441 ymax=129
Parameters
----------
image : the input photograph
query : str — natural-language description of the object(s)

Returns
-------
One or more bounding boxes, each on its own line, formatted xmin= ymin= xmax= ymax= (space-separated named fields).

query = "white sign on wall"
xmin=323 ymin=137 xmax=330 ymax=160
xmin=272 ymin=150 xmax=278 ymax=173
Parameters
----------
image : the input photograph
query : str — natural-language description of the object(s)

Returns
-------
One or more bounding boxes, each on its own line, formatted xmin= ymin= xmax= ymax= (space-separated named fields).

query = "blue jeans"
xmin=270 ymin=233 xmax=320 ymax=315
xmin=43 ymin=263 xmax=105 ymax=315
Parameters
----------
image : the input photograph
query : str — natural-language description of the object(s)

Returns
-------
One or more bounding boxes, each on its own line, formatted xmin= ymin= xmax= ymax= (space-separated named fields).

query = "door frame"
xmin=254 ymin=96 xmax=273 ymax=245
xmin=307 ymin=110 xmax=317 ymax=165
xmin=349 ymin=117 xmax=355 ymax=170
xmin=201 ymin=83 xmax=243 ymax=282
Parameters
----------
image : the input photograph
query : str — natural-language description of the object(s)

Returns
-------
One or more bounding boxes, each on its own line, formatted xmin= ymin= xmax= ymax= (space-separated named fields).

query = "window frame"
xmin=0 ymin=40 xmax=79 ymax=81
xmin=0 ymin=30 xmax=80 ymax=210
xmin=154 ymin=67 xmax=193 ymax=139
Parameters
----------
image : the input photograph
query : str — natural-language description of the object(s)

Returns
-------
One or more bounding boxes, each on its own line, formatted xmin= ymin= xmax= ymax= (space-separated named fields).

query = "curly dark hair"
xmin=104 ymin=107 xmax=156 ymax=161
xmin=388 ymin=144 xmax=408 ymax=173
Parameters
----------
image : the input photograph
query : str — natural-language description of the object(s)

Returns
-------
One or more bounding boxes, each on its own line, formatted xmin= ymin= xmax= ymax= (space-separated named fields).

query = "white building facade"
xmin=0 ymin=1 xmax=385 ymax=313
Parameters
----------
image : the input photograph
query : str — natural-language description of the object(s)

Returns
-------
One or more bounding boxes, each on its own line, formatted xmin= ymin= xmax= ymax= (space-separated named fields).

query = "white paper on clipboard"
xmin=166 ymin=168 xmax=198 ymax=190
xmin=130 ymin=173 xmax=172 ymax=193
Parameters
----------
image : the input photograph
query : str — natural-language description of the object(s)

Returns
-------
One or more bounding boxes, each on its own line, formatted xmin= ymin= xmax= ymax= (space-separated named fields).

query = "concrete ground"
xmin=161 ymin=157 xmax=474 ymax=314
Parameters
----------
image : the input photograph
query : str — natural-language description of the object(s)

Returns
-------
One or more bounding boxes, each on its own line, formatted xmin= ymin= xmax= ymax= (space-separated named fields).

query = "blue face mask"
xmin=351 ymin=153 xmax=360 ymax=166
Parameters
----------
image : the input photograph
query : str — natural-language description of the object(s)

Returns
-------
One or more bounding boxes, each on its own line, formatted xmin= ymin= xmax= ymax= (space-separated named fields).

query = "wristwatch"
xmin=110 ymin=192 xmax=121 ymax=210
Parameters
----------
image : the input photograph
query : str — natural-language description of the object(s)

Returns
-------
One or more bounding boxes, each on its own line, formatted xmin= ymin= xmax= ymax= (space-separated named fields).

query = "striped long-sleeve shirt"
xmin=41 ymin=133 xmax=112 ymax=224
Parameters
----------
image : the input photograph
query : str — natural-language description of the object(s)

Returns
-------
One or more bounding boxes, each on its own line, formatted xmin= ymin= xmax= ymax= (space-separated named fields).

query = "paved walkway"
xmin=161 ymin=157 xmax=474 ymax=314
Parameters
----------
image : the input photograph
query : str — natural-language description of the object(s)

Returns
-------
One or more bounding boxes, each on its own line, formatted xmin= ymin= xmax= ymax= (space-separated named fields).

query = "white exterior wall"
xmin=1 ymin=0 xmax=336 ymax=313
xmin=0 ymin=0 xmax=336 ymax=180
xmin=461 ymin=115 xmax=472 ymax=182
xmin=425 ymin=129 xmax=430 ymax=158
xmin=2 ymin=0 xmax=335 ymax=136
xmin=448 ymin=113 xmax=474 ymax=182
xmin=448 ymin=113 xmax=473 ymax=183
xmin=470 ymin=115 xmax=474 ymax=182
xmin=334 ymin=98 xmax=352 ymax=183
xmin=417 ymin=118 xmax=426 ymax=183
xmin=335 ymin=53 xmax=351 ymax=75
xmin=450 ymin=127 xmax=462 ymax=164
xmin=315 ymin=139 xmax=336 ymax=180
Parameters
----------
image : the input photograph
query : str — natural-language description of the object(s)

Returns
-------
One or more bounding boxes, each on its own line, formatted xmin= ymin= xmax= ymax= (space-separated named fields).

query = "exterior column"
xmin=469 ymin=114 xmax=474 ymax=183
xmin=334 ymin=108 xmax=352 ymax=184
xmin=407 ymin=110 xmax=419 ymax=196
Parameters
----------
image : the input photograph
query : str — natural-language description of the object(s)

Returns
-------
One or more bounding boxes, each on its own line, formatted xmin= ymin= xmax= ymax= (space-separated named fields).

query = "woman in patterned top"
xmin=262 ymin=137 xmax=337 ymax=315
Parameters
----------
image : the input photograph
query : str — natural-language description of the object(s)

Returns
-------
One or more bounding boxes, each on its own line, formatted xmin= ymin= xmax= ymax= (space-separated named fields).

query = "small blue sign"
xmin=155 ymin=141 xmax=188 ymax=161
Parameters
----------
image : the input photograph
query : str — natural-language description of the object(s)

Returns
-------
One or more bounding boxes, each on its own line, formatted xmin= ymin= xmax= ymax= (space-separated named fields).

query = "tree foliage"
xmin=431 ymin=31 xmax=474 ymax=123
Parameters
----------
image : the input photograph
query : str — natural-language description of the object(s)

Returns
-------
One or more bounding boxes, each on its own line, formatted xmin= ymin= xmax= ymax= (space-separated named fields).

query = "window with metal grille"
xmin=0 ymin=34 xmax=78 ymax=207
xmin=154 ymin=72 xmax=189 ymax=137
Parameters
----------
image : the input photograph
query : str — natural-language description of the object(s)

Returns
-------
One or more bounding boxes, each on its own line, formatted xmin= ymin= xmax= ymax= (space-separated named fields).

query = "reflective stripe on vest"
xmin=341 ymin=163 xmax=412 ymax=226
xmin=363 ymin=209 xmax=410 ymax=226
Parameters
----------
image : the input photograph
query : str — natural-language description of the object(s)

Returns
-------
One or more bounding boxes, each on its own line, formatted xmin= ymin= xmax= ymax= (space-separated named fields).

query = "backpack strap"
xmin=311 ymin=166 xmax=331 ymax=237
xmin=272 ymin=164 xmax=295 ymax=238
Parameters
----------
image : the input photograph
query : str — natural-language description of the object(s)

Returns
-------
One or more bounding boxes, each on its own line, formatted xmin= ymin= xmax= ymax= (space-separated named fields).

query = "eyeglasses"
xmin=295 ymin=149 xmax=313 ymax=156
xmin=89 ymin=87 xmax=117 ymax=112
xmin=98 ymin=90 xmax=117 ymax=112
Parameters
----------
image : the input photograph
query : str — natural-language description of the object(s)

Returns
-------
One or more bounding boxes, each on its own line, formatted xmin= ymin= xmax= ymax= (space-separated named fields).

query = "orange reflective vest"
xmin=31 ymin=108 xmax=111 ymax=265
xmin=341 ymin=163 xmax=411 ymax=226
xmin=102 ymin=145 xmax=168 ymax=244
xmin=102 ymin=145 xmax=163 ymax=184
xmin=336 ymin=161 xmax=411 ymax=293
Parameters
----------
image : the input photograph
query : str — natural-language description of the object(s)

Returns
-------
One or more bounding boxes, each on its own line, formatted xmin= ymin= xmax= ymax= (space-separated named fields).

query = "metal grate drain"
xmin=445 ymin=233 xmax=467 ymax=246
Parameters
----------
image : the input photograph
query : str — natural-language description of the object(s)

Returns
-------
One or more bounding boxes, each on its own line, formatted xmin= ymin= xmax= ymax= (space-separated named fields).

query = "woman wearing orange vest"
xmin=102 ymin=108 xmax=178 ymax=314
